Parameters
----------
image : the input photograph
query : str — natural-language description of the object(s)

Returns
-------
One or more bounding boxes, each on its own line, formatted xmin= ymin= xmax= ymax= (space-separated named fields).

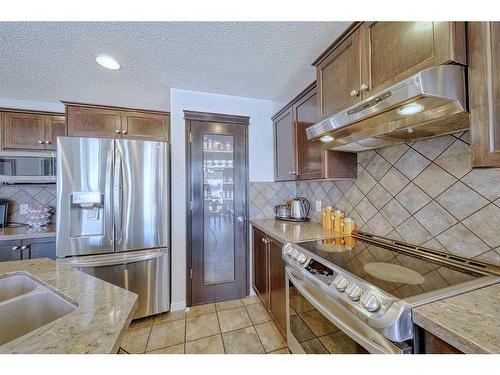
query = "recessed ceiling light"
xmin=320 ymin=135 xmax=334 ymax=143
xmin=397 ymin=103 xmax=424 ymax=116
xmin=96 ymin=55 xmax=121 ymax=70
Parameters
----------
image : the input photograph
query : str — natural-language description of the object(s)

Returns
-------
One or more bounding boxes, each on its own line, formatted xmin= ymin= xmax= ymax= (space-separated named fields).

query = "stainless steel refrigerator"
xmin=56 ymin=137 xmax=170 ymax=318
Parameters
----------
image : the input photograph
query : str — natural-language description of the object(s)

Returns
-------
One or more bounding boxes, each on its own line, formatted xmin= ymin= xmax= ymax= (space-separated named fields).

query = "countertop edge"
xmin=110 ymin=296 xmax=139 ymax=354
xmin=412 ymin=309 xmax=489 ymax=354
xmin=250 ymin=219 xmax=340 ymax=243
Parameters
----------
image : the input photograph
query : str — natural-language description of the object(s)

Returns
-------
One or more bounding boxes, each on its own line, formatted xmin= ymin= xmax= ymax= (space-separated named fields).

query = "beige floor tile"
xmin=245 ymin=302 xmax=271 ymax=325
xmin=215 ymin=299 xmax=243 ymax=311
xmin=185 ymin=334 xmax=225 ymax=354
xmin=268 ymin=348 xmax=290 ymax=354
xmin=129 ymin=316 xmax=154 ymax=329
xmin=186 ymin=312 xmax=221 ymax=341
xmin=299 ymin=310 xmax=336 ymax=337
xmin=147 ymin=343 xmax=185 ymax=354
xmin=186 ymin=303 xmax=216 ymax=318
xmin=254 ymin=321 xmax=286 ymax=353
xmin=146 ymin=319 xmax=185 ymax=351
xmin=217 ymin=306 xmax=252 ymax=333
xmin=118 ymin=348 xmax=128 ymax=354
xmin=242 ymin=295 xmax=261 ymax=306
xmin=121 ymin=325 xmax=151 ymax=354
xmin=222 ymin=327 xmax=265 ymax=354
xmin=154 ymin=310 xmax=185 ymax=325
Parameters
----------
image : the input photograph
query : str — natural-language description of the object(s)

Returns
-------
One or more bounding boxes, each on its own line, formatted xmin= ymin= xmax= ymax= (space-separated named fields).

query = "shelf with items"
xmin=203 ymin=136 xmax=233 ymax=153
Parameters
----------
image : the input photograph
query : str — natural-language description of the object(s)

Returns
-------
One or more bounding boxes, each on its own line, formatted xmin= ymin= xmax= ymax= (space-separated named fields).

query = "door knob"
xmin=237 ymin=216 xmax=245 ymax=223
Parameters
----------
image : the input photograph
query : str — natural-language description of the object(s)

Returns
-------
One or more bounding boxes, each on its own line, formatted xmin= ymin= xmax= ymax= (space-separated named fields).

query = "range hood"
xmin=306 ymin=65 xmax=469 ymax=152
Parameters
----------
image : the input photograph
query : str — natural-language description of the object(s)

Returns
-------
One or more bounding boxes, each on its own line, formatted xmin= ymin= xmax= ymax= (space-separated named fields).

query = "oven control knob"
xmin=345 ymin=284 xmax=363 ymax=301
xmin=285 ymin=246 xmax=294 ymax=256
xmin=332 ymin=275 xmax=349 ymax=292
xmin=360 ymin=292 xmax=380 ymax=312
xmin=297 ymin=254 xmax=307 ymax=264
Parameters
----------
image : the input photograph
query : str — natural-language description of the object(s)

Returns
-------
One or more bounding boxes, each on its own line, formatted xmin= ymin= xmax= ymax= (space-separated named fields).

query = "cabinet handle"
xmin=45 ymin=140 xmax=52 ymax=144
xmin=12 ymin=246 xmax=20 ymax=251
xmin=38 ymin=140 xmax=44 ymax=144
xmin=360 ymin=83 xmax=369 ymax=92
xmin=350 ymin=89 xmax=360 ymax=97
xmin=122 ymin=130 xmax=128 ymax=135
xmin=20 ymin=245 xmax=29 ymax=250
xmin=115 ymin=129 xmax=121 ymax=134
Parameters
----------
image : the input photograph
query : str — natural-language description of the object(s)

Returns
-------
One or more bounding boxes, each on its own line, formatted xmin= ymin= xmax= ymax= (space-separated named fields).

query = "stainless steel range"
xmin=283 ymin=232 xmax=500 ymax=354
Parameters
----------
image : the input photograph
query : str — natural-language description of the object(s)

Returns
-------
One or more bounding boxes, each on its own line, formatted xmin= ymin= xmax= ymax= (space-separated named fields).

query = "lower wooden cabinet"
xmin=415 ymin=327 xmax=462 ymax=354
xmin=251 ymin=226 xmax=287 ymax=336
xmin=0 ymin=237 xmax=56 ymax=262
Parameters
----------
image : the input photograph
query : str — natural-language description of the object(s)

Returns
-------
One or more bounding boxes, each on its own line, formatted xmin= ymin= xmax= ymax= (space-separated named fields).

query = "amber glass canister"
xmin=333 ymin=209 xmax=345 ymax=232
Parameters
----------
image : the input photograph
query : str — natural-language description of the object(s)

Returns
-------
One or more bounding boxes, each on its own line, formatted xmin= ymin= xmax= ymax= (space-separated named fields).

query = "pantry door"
xmin=186 ymin=111 xmax=249 ymax=305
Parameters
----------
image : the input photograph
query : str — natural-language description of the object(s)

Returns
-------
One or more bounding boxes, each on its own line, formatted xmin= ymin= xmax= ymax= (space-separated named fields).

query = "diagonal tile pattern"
xmin=0 ymin=184 xmax=57 ymax=224
xmin=120 ymin=297 xmax=289 ymax=354
xmin=287 ymin=131 xmax=500 ymax=266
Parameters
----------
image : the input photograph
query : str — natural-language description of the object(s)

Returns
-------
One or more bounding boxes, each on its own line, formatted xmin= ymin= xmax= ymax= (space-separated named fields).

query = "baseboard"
xmin=170 ymin=301 xmax=187 ymax=312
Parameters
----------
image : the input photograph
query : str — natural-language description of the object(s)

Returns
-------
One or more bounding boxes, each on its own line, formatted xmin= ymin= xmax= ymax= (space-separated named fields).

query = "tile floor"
xmin=119 ymin=295 xmax=289 ymax=354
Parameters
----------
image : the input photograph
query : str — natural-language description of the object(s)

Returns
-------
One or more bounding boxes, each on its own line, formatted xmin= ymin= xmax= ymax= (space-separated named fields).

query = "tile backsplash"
xmin=250 ymin=131 xmax=500 ymax=266
xmin=0 ymin=184 xmax=56 ymax=224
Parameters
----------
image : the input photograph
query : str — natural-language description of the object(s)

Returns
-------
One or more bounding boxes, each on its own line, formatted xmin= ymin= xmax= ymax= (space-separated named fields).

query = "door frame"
xmin=185 ymin=110 xmax=250 ymax=306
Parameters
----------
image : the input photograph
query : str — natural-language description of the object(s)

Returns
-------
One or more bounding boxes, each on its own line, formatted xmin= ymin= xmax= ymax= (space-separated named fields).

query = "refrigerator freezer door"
xmin=115 ymin=139 xmax=169 ymax=252
xmin=61 ymin=248 xmax=170 ymax=318
xmin=56 ymin=137 xmax=115 ymax=257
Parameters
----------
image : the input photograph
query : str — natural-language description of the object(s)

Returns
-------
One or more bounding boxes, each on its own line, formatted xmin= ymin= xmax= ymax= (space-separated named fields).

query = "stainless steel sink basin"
xmin=0 ymin=273 xmax=77 ymax=346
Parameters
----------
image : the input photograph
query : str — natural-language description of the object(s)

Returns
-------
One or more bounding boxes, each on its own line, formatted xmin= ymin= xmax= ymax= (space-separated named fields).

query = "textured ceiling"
xmin=0 ymin=22 xmax=350 ymax=111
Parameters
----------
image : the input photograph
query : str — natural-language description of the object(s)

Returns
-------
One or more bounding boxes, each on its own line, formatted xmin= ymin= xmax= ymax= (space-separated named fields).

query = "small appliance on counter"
xmin=274 ymin=197 xmax=310 ymax=222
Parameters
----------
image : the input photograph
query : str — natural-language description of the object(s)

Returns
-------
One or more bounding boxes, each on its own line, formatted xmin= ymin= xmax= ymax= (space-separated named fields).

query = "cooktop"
xmin=295 ymin=232 xmax=490 ymax=299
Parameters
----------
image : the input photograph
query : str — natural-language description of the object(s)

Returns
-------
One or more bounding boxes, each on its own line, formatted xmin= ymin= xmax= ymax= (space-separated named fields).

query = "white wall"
xmin=0 ymin=97 xmax=64 ymax=113
xmin=170 ymin=88 xmax=281 ymax=310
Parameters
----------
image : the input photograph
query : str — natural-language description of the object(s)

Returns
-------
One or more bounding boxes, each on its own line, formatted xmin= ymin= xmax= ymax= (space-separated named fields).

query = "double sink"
xmin=0 ymin=273 xmax=77 ymax=347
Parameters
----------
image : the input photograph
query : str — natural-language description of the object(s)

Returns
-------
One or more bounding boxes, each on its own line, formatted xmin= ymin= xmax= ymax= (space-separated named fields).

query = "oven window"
xmin=289 ymin=283 xmax=368 ymax=354
xmin=0 ymin=157 xmax=54 ymax=176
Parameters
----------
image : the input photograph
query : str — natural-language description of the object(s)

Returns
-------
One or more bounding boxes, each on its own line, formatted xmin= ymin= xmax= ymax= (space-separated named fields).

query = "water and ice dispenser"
xmin=69 ymin=191 xmax=105 ymax=237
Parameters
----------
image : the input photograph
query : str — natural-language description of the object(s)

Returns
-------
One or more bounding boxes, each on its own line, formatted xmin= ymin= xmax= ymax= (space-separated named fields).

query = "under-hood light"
xmin=397 ymin=103 xmax=424 ymax=116
xmin=96 ymin=55 xmax=121 ymax=70
xmin=320 ymin=135 xmax=335 ymax=143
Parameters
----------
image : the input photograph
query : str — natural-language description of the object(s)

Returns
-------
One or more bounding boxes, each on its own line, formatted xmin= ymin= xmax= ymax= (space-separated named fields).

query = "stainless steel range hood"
xmin=306 ymin=65 xmax=469 ymax=152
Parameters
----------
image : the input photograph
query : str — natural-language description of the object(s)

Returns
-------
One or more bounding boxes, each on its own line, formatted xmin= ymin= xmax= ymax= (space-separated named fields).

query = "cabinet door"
xmin=469 ymin=22 xmax=500 ymax=167
xmin=122 ymin=112 xmax=169 ymax=141
xmin=23 ymin=239 xmax=56 ymax=260
xmin=252 ymin=227 xmax=269 ymax=307
xmin=0 ymin=240 xmax=22 ymax=262
xmin=361 ymin=22 xmax=466 ymax=97
xmin=274 ymin=108 xmax=296 ymax=181
xmin=316 ymin=27 xmax=362 ymax=118
xmin=3 ymin=112 xmax=46 ymax=149
xmin=294 ymin=87 xmax=323 ymax=180
xmin=67 ymin=106 xmax=122 ymax=138
xmin=44 ymin=115 xmax=66 ymax=150
xmin=268 ymin=236 xmax=286 ymax=335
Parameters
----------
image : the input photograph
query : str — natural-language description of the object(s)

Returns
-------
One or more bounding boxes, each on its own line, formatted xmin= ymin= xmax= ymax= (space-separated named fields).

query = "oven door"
xmin=286 ymin=266 xmax=406 ymax=354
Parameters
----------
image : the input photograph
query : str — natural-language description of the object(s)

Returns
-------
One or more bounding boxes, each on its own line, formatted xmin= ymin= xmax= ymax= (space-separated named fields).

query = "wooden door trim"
xmin=183 ymin=110 xmax=250 ymax=125
xmin=185 ymin=112 xmax=250 ymax=306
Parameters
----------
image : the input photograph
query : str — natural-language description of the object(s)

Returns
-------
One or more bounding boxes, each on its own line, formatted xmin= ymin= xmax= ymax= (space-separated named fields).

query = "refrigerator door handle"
xmin=62 ymin=248 xmax=166 ymax=268
xmin=114 ymin=148 xmax=123 ymax=244
xmin=104 ymin=149 xmax=114 ymax=243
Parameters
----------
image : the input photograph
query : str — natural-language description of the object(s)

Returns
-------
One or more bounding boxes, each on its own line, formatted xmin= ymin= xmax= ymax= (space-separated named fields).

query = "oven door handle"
xmin=286 ymin=267 xmax=404 ymax=354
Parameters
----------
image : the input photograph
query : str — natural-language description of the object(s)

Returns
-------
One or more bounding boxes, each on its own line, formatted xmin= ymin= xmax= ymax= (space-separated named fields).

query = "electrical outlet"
xmin=315 ymin=200 xmax=322 ymax=212
xmin=20 ymin=203 xmax=29 ymax=215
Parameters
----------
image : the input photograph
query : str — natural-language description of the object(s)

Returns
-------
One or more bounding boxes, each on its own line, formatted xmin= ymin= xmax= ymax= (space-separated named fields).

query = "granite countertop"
xmin=0 ymin=225 xmax=56 ymax=241
xmin=413 ymin=284 xmax=500 ymax=354
xmin=0 ymin=258 xmax=137 ymax=354
xmin=250 ymin=218 xmax=343 ymax=243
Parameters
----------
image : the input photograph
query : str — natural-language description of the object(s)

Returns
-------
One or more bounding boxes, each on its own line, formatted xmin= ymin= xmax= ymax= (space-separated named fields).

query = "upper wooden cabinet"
xmin=469 ymin=22 xmax=500 ymax=167
xmin=1 ymin=110 xmax=65 ymax=150
xmin=314 ymin=22 xmax=466 ymax=118
xmin=65 ymin=103 xmax=170 ymax=142
xmin=316 ymin=27 xmax=362 ymax=118
xmin=273 ymin=83 xmax=357 ymax=182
